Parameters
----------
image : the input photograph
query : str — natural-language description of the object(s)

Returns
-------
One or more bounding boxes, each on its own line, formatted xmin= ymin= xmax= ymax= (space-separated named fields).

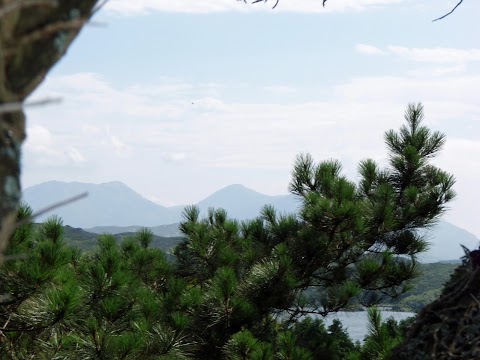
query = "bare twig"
xmin=239 ymin=0 xmax=280 ymax=10
xmin=15 ymin=192 xmax=88 ymax=229
xmin=433 ymin=0 xmax=464 ymax=21
xmin=0 ymin=97 xmax=62 ymax=115
xmin=239 ymin=0 xmax=327 ymax=9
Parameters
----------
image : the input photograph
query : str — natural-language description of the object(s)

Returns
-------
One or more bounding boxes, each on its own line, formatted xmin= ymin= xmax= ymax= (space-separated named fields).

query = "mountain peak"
xmin=218 ymin=184 xmax=257 ymax=193
xmin=100 ymin=181 xmax=128 ymax=188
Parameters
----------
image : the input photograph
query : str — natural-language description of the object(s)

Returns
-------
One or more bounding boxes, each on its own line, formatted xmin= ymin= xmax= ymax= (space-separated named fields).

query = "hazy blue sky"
xmin=23 ymin=0 xmax=480 ymax=236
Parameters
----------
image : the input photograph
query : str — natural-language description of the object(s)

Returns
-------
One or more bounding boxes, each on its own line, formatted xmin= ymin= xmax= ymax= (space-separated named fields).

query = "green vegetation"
xmin=0 ymin=104 xmax=455 ymax=359
xmin=389 ymin=262 xmax=457 ymax=311
xmin=53 ymin=224 xmax=185 ymax=253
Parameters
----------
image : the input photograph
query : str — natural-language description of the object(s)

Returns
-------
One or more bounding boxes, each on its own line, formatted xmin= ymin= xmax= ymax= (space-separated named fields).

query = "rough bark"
xmin=0 ymin=0 xmax=98 ymax=262
xmin=392 ymin=250 xmax=480 ymax=359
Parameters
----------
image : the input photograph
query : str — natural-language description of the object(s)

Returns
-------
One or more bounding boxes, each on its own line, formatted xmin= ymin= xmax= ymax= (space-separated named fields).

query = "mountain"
xmin=419 ymin=221 xmax=479 ymax=263
xmin=22 ymin=181 xmax=176 ymax=228
xmin=23 ymin=181 xmax=301 ymax=229
xmin=23 ymin=180 xmax=479 ymax=262
xmin=196 ymin=184 xmax=300 ymax=220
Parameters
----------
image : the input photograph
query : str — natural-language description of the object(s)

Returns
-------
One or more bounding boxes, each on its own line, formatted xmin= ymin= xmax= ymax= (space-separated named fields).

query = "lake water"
xmin=311 ymin=311 xmax=416 ymax=342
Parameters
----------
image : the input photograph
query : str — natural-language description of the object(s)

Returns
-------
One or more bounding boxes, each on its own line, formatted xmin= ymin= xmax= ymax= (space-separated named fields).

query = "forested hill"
xmin=389 ymin=262 xmax=458 ymax=312
xmin=60 ymin=225 xmax=183 ymax=253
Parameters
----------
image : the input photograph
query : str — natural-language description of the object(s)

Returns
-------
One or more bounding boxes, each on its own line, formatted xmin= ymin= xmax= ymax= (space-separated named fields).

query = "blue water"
xmin=314 ymin=311 xmax=416 ymax=342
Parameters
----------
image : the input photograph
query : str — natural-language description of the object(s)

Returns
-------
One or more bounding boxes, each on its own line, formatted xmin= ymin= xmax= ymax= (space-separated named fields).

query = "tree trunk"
xmin=0 ymin=0 xmax=98 ymax=262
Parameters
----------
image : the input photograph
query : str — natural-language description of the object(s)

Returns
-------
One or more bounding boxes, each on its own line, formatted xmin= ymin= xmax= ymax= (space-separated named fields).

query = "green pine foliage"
xmin=0 ymin=104 xmax=454 ymax=359
xmin=290 ymin=317 xmax=360 ymax=359
xmin=360 ymin=307 xmax=415 ymax=360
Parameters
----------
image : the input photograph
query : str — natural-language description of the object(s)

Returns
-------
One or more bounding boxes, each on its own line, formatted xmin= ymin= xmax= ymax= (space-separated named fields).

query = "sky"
xmin=23 ymin=0 xmax=480 ymax=237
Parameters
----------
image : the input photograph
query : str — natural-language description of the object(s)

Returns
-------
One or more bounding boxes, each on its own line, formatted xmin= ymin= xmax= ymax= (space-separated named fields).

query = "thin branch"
xmin=15 ymin=192 xmax=88 ymax=229
xmin=92 ymin=0 xmax=109 ymax=15
xmin=240 ymin=0 xmax=327 ymax=9
xmin=0 ymin=97 xmax=62 ymax=115
xmin=433 ymin=0 xmax=464 ymax=22
xmin=240 ymin=0 xmax=280 ymax=9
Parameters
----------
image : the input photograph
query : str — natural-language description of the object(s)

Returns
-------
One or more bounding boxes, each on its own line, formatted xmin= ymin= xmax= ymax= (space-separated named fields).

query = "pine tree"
xmin=175 ymin=103 xmax=455 ymax=355
xmin=0 ymin=103 xmax=456 ymax=359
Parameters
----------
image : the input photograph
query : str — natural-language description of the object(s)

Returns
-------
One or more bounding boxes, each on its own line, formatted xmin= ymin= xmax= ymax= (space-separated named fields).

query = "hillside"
xmin=87 ymin=223 xmax=183 ymax=237
xmin=391 ymin=262 xmax=458 ymax=311
xmin=60 ymin=225 xmax=184 ymax=253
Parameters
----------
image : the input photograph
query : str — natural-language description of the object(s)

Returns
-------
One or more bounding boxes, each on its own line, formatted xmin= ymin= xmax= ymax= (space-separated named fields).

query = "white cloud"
xmin=26 ymin=125 xmax=53 ymax=148
xmin=161 ymin=152 xmax=187 ymax=162
xmin=25 ymin=126 xmax=87 ymax=166
xmin=334 ymin=75 xmax=480 ymax=105
xmin=387 ymin=46 xmax=480 ymax=64
xmin=67 ymin=148 xmax=87 ymax=164
xmin=81 ymin=124 xmax=102 ymax=136
xmin=264 ymin=85 xmax=298 ymax=95
xmin=192 ymin=97 xmax=228 ymax=111
xmin=24 ymin=69 xmax=480 ymax=236
xmin=407 ymin=64 xmax=466 ymax=77
xmin=105 ymin=0 xmax=245 ymax=15
xmin=355 ymin=44 xmax=385 ymax=56
xmin=39 ymin=73 xmax=186 ymax=119
xmin=24 ymin=125 xmax=60 ymax=164
xmin=106 ymin=127 xmax=131 ymax=157
xmin=105 ymin=0 xmax=405 ymax=15
xmin=356 ymin=44 xmax=480 ymax=66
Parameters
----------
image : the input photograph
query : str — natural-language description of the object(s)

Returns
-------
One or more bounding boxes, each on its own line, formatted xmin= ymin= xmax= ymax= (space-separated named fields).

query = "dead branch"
xmin=15 ymin=192 xmax=88 ymax=230
xmin=433 ymin=0 xmax=464 ymax=21
xmin=0 ymin=97 xmax=62 ymax=115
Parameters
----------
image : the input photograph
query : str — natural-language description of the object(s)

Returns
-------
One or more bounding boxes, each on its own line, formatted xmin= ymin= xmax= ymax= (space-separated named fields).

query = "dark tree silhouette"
xmin=0 ymin=0 xmax=99 ymax=262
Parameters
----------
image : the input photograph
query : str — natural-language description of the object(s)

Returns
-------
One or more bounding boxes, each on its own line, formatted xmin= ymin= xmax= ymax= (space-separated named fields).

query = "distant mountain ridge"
xmin=23 ymin=180 xmax=479 ymax=262
xmin=23 ymin=181 xmax=300 ymax=228
xmin=23 ymin=181 xmax=176 ymax=228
